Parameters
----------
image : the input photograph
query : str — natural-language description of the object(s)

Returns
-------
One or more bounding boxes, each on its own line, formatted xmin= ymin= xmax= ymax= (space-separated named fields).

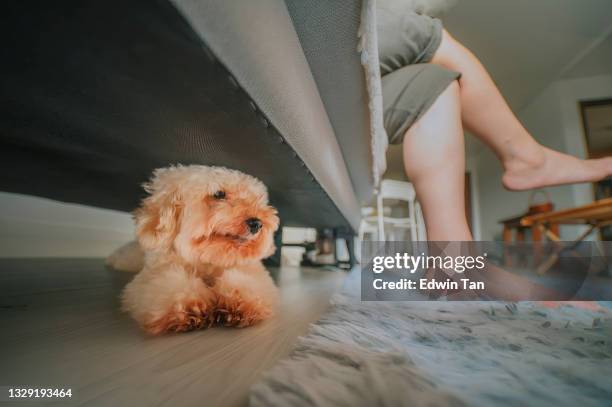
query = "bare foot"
xmin=502 ymin=146 xmax=612 ymax=191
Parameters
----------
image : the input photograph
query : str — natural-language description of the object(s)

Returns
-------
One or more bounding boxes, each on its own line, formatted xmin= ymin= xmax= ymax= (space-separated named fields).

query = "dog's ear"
xmin=134 ymin=169 xmax=182 ymax=251
xmin=262 ymin=208 xmax=280 ymax=258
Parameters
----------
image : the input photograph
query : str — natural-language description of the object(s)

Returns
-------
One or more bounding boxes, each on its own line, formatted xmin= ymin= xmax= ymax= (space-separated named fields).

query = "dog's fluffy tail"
xmin=106 ymin=241 xmax=145 ymax=272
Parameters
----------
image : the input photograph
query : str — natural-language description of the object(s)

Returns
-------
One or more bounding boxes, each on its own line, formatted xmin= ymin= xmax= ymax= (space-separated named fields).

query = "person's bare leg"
xmin=401 ymin=82 xmax=596 ymax=303
xmin=403 ymin=81 xmax=472 ymax=241
xmin=431 ymin=30 xmax=612 ymax=191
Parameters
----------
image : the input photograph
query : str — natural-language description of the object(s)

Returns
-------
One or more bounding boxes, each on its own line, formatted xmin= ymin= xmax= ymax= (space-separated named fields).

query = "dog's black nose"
xmin=246 ymin=217 xmax=262 ymax=234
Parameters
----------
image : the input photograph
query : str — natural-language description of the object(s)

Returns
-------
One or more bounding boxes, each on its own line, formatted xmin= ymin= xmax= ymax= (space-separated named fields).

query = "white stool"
xmin=376 ymin=179 xmax=424 ymax=241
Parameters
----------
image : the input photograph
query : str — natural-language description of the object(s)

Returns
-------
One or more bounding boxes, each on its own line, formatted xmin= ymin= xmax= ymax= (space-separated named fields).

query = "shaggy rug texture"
xmin=250 ymin=270 xmax=612 ymax=407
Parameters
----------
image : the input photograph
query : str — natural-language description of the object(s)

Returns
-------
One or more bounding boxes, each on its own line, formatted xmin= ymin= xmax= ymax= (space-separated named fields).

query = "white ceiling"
xmin=385 ymin=0 xmax=612 ymax=179
xmin=442 ymin=0 xmax=612 ymax=111
xmin=562 ymin=30 xmax=612 ymax=79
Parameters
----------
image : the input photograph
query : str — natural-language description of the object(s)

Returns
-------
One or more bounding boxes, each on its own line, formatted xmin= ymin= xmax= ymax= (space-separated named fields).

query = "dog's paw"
xmin=143 ymin=299 xmax=214 ymax=335
xmin=214 ymin=289 xmax=273 ymax=328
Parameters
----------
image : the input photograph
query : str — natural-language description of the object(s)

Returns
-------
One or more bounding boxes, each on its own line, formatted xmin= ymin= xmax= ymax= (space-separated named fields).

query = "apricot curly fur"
xmin=120 ymin=165 xmax=279 ymax=335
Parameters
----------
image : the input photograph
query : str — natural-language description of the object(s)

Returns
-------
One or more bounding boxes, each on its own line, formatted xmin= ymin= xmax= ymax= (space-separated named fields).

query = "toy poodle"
xmin=119 ymin=165 xmax=280 ymax=335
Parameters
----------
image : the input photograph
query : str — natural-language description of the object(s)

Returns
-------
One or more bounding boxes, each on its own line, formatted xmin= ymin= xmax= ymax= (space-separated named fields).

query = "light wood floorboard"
xmin=0 ymin=259 xmax=345 ymax=407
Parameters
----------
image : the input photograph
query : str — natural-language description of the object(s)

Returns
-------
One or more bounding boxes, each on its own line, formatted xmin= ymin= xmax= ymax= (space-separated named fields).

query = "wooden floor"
xmin=0 ymin=259 xmax=345 ymax=407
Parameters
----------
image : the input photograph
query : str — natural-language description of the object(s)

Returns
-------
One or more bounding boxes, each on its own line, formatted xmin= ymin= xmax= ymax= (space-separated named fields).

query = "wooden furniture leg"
xmin=532 ymin=224 xmax=542 ymax=242
xmin=536 ymin=222 xmax=606 ymax=275
xmin=503 ymin=225 xmax=513 ymax=243
xmin=502 ymin=225 xmax=513 ymax=267
xmin=515 ymin=228 xmax=526 ymax=267
xmin=550 ymin=223 xmax=560 ymax=239
xmin=532 ymin=223 xmax=545 ymax=266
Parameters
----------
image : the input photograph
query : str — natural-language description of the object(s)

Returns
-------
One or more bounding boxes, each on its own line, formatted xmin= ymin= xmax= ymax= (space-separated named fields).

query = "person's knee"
xmin=431 ymin=29 xmax=467 ymax=70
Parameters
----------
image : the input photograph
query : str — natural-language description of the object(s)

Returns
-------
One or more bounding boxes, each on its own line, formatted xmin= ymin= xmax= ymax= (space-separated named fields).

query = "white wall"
xmin=557 ymin=74 xmax=612 ymax=206
xmin=0 ymin=192 xmax=134 ymax=257
xmin=465 ymin=154 xmax=483 ymax=240
xmin=473 ymin=74 xmax=612 ymax=241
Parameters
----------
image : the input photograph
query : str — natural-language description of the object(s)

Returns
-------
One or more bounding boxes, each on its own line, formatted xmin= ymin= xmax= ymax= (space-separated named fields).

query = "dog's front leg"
xmin=121 ymin=266 xmax=216 ymax=335
xmin=213 ymin=266 xmax=278 ymax=328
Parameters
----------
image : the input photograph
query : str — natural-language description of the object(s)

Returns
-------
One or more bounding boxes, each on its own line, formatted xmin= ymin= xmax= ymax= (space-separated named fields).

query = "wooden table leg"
xmin=544 ymin=227 xmax=560 ymax=242
xmin=536 ymin=223 xmax=559 ymax=274
xmin=515 ymin=228 xmax=526 ymax=267
xmin=537 ymin=222 xmax=597 ymax=275
xmin=532 ymin=224 xmax=542 ymax=242
xmin=502 ymin=225 xmax=514 ymax=267
xmin=550 ymin=222 xmax=560 ymax=239
xmin=532 ymin=223 xmax=544 ymax=266
xmin=503 ymin=225 xmax=513 ymax=243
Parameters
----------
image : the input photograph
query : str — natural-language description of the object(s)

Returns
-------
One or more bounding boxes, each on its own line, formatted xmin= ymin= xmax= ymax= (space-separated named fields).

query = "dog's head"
xmin=134 ymin=165 xmax=279 ymax=268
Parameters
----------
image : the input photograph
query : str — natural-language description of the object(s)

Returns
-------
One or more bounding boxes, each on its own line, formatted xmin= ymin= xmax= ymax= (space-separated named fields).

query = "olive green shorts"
xmin=378 ymin=0 xmax=460 ymax=144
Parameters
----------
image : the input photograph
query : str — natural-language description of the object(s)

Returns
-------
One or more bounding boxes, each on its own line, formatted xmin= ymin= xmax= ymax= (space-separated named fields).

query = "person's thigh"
xmin=382 ymin=64 xmax=460 ymax=145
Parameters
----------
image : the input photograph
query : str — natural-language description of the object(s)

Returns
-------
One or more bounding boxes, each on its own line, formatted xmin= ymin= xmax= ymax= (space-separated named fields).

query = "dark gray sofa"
xmin=0 ymin=0 xmax=382 ymax=251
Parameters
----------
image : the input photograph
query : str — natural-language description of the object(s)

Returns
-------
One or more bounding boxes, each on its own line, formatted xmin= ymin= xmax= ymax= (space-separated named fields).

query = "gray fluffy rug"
xmin=250 ymin=270 xmax=612 ymax=407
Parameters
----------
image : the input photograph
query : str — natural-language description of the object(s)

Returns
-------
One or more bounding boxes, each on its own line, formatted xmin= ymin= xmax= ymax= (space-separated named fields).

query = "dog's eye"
xmin=213 ymin=190 xmax=226 ymax=200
